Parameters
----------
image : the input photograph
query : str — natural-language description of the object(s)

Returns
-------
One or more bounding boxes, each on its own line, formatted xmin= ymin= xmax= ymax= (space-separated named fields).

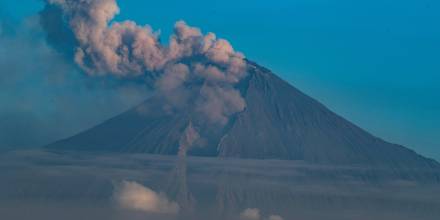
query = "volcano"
xmin=46 ymin=61 xmax=439 ymax=169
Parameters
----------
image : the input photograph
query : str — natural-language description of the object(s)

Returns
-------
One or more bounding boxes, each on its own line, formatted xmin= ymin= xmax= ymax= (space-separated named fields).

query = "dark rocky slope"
xmin=46 ymin=61 xmax=439 ymax=169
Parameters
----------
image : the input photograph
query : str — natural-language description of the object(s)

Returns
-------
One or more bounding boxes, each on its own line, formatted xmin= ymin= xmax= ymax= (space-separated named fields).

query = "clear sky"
xmin=0 ymin=0 xmax=439 ymax=160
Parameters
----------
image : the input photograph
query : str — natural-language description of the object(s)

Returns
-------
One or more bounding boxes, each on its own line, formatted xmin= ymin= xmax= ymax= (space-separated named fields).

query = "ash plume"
xmin=39 ymin=1 xmax=248 ymax=214
xmin=167 ymin=156 xmax=196 ymax=215
xmin=178 ymin=122 xmax=200 ymax=157
xmin=167 ymin=122 xmax=200 ymax=214
xmin=42 ymin=0 xmax=248 ymax=125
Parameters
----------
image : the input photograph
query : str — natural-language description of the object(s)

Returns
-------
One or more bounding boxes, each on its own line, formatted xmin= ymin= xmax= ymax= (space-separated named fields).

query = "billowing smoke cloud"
xmin=240 ymin=208 xmax=284 ymax=220
xmin=178 ymin=122 xmax=200 ymax=157
xmin=43 ymin=0 xmax=248 ymax=125
xmin=166 ymin=122 xmax=199 ymax=213
xmin=197 ymin=84 xmax=246 ymax=124
xmin=113 ymin=181 xmax=179 ymax=214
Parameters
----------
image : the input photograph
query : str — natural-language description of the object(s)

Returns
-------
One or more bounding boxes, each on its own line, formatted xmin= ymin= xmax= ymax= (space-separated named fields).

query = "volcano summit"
xmin=40 ymin=0 xmax=438 ymax=170
xmin=47 ymin=61 xmax=439 ymax=169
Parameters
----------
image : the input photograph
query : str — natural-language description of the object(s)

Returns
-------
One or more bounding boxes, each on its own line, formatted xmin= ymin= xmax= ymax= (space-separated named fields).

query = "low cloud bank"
xmin=268 ymin=215 xmax=284 ymax=220
xmin=113 ymin=181 xmax=179 ymax=214
xmin=240 ymin=208 xmax=261 ymax=220
xmin=240 ymin=208 xmax=284 ymax=220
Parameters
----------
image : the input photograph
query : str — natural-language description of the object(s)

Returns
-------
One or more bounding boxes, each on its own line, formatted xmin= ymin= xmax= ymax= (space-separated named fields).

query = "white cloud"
xmin=268 ymin=215 xmax=284 ymax=220
xmin=240 ymin=208 xmax=285 ymax=220
xmin=113 ymin=181 xmax=179 ymax=214
xmin=240 ymin=208 xmax=261 ymax=220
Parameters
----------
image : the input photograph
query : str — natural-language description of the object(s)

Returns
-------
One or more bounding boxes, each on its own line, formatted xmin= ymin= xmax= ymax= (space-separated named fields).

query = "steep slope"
xmin=46 ymin=95 xmax=190 ymax=154
xmin=45 ymin=86 xmax=226 ymax=156
xmin=219 ymin=62 xmax=438 ymax=168
xmin=46 ymin=61 xmax=439 ymax=168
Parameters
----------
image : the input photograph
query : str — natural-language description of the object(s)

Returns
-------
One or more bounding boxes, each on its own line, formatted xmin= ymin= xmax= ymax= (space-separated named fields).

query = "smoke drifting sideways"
xmin=42 ymin=0 xmax=248 ymax=125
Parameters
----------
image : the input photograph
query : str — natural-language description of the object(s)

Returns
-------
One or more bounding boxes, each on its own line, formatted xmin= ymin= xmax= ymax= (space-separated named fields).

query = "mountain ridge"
xmin=46 ymin=61 xmax=439 ymax=169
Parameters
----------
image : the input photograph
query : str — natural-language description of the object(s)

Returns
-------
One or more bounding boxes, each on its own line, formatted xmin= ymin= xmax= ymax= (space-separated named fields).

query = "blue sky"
xmin=1 ymin=0 xmax=439 ymax=159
